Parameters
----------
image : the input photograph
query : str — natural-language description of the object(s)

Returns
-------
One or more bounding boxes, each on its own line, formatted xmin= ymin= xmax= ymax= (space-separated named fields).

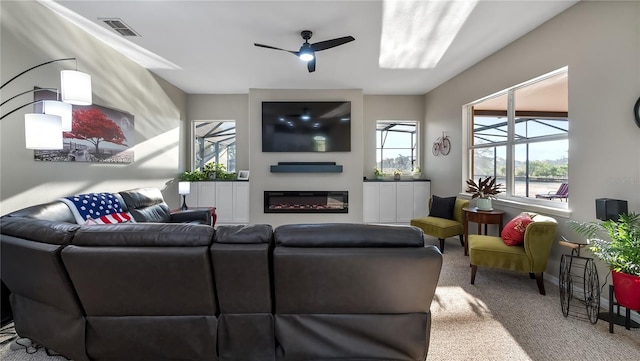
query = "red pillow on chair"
xmin=501 ymin=212 xmax=534 ymax=246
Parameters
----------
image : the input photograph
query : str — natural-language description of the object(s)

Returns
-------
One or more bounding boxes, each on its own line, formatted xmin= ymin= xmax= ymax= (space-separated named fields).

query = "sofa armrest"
xmin=170 ymin=208 xmax=215 ymax=226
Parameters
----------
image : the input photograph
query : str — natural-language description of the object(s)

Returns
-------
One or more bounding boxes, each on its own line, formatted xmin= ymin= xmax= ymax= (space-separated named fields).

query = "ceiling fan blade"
xmin=307 ymin=58 xmax=316 ymax=73
xmin=254 ymin=43 xmax=298 ymax=55
xmin=310 ymin=36 xmax=355 ymax=52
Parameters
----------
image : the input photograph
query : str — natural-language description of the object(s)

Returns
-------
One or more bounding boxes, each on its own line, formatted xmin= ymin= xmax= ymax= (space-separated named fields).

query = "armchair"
xmin=410 ymin=197 xmax=469 ymax=252
xmin=469 ymin=213 xmax=557 ymax=295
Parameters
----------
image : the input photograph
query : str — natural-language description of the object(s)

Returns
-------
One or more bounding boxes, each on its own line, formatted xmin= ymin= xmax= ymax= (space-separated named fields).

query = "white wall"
xmin=423 ymin=1 xmax=640 ymax=278
xmin=0 ymin=1 xmax=188 ymax=214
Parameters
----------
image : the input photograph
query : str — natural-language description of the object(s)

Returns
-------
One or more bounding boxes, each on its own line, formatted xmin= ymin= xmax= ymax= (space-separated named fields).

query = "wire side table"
xmin=558 ymin=236 xmax=600 ymax=323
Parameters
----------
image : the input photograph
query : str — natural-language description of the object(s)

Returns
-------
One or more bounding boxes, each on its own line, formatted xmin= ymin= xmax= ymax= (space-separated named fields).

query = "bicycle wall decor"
xmin=432 ymin=131 xmax=451 ymax=156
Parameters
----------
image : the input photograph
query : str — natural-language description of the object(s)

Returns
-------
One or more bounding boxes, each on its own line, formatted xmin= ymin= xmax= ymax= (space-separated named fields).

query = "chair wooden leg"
xmin=471 ymin=265 xmax=477 ymax=284
xmin=535 ymin=273 xmax=545 ymax=295
xmin=439 ymin=238 xmax=445 ymax=253
xmin=458 ymin=234 xmax=465 ymax=247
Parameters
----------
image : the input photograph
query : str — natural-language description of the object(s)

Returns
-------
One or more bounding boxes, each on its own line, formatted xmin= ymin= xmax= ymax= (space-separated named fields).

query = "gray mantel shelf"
xmin=270 ymin=162 xmax=343 ymax=173
xmin=364 ymin=179 xmax=431 ymax=182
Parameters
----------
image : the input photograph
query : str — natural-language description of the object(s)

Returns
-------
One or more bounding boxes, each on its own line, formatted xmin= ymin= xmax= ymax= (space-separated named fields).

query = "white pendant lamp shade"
xmin=42 ymin=100 xmax=72 ymax=131
xmin=25 ymin=114 xmax=63 ymax=150
xmin=178 ymin=181 xmax=191 ymax=195
xmin=60 ymin=70 xmax=92 ymax=105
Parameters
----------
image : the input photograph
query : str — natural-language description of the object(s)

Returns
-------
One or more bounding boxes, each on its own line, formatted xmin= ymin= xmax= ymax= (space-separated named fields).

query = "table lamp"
xmin=178 ymin=182 xmax=190 ymax=210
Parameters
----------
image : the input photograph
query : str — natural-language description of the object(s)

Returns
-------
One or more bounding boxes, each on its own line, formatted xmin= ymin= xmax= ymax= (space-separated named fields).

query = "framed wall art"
xmin=33 ymin=89 xmax=135 ymax=163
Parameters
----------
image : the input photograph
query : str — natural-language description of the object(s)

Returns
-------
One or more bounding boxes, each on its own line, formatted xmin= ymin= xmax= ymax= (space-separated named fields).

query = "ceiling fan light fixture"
xmin=299 ymin=53 xmax=314 ymax=61
xmin=299 ymin=48 xmax=314 ymax=61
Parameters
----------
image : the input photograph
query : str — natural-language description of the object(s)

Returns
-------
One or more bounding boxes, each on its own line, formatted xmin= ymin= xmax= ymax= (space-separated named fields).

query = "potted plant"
xmin=569 ymin=213 xmax=640 ymax=311
xmin=393 ymin=169 xmax=402 ymax=181
xmin=465 ymin=176 xmax=503 ymax=210
xmin=374 ymin=167 xmax=384 ymax=180
xmin=179 ymin=169 xmax=207 ymax=182
xmin=412 ymin=167 xmax=422 ymax=180
xmin=180 ymin=163 xmax=236 ymax=182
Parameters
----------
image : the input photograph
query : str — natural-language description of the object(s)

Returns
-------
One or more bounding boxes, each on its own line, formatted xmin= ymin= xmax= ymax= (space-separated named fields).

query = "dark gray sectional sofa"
xmin=0 ymin=189 xmax=443 ymax=361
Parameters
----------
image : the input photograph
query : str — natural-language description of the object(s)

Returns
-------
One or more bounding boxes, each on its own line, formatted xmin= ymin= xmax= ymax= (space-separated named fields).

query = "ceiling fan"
xmin=254 ymin=30 xmax=355 ymax=73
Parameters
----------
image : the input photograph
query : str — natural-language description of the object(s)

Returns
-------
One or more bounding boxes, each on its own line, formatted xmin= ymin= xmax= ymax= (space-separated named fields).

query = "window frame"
xmin=375 ymin=120 xmax=419 ymax=174
xmin=463 ymin=67 xmax=569 ymax=209
xmin=190 ymin=119 xmax=236 ymax=173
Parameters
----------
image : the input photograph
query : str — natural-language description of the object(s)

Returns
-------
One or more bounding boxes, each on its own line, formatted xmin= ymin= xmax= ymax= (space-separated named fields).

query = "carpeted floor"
xmin=1 ymin=238 xmax=639 ymax=360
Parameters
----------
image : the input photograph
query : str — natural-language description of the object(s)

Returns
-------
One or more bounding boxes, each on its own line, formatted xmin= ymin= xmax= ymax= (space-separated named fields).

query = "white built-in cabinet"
xmin=185 ymin=181 xmax=250 ymax=224
xmin=363 ymin=181 xmax=430 ymax=224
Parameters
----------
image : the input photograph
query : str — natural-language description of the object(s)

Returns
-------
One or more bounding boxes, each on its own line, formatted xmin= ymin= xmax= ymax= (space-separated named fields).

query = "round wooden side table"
xmin=462 ymin=207 xmax=505 ymax=256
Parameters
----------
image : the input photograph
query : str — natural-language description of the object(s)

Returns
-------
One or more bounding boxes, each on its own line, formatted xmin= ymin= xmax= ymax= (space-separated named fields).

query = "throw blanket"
xmin=59 ymin=192 xmax=135 ymax=224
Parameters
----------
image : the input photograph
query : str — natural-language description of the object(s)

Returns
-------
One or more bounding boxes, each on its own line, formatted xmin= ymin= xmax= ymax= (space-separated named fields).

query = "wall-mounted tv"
xmin=262 ymin=101 xmax=351 ymax=152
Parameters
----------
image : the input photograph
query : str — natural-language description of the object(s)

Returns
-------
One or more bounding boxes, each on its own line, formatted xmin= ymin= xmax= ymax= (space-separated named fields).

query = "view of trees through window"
xmin=376 ymin=120 xmax=418 ymax=174
xmin=469 ymin=68 xmax=568 ymax=202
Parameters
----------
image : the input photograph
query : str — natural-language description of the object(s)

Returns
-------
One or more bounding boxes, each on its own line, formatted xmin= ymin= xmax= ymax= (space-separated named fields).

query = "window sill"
xmin=457 ymin=193 xmax=572 ymax=219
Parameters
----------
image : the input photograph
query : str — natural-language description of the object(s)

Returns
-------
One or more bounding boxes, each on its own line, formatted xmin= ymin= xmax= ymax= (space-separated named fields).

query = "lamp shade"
xmin=25 ymin=114 xmax=63 ymax=149
xmin=61 ymin=70 xmax=92 ymax=105
xmin=42 ymin=100 xmax=72 ymax=131
xmin=178 ymin=181 xmax=191 ymax=195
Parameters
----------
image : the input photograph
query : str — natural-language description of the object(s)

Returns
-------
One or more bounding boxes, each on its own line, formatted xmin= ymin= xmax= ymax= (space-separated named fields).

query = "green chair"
xmin=410 ymin=198 xmax=470 ymax=252
xmin=469 ymin=213 xmax=557 ymax=295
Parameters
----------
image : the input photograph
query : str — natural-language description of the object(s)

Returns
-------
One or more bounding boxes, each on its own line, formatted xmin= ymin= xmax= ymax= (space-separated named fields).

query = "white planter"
xmin=476 ymin=198 xmax=492 ymax=211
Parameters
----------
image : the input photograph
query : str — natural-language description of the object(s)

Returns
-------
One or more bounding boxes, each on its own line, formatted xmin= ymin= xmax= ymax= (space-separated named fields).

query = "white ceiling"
xmin=46 ymin=0 xmax=578 ymax=95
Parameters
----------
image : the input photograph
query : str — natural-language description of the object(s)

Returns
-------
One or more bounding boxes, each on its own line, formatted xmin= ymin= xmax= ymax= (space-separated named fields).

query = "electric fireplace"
xmin=264 ymin=191 xmax=348 ymax=213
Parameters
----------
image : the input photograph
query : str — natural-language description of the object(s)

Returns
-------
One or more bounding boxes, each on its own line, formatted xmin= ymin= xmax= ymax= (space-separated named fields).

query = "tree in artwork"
xmin=64 ymin=108 xmax=127 ymax=155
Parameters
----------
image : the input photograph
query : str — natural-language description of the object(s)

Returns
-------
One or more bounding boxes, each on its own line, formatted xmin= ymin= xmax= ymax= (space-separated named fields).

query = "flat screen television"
xmin=262 ymin=101 xmax=351 ymax=152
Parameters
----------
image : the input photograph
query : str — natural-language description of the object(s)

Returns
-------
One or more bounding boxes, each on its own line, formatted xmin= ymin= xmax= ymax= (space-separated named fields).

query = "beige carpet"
xmin=428 ymin=239 xmax=640 ymax=360
xmin=1 ymin=238 xmax=639 ymax=360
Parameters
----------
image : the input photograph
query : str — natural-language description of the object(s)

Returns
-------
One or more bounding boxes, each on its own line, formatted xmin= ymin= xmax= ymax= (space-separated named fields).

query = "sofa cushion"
xmin=429 ymin=195 xmax=456 ymax=220
xmin=215 ymin=224 xmax=273 ymax=244
xmin=0 ymin=217 xmax=79 ymax=245
xmin=5 ymin=200 xmax=76 ymax=223
xmin=119 ymin=188 xmax=171 ymax=223
xmin=501 ymin=213 xmax=534 ymax=246
xmin=274 ymin=223 xmax=424 ymax=247
xmin=72 ymin=223 xmax=214 ymax=247
xmin=410 ymin=216 xmax=463 ymax=240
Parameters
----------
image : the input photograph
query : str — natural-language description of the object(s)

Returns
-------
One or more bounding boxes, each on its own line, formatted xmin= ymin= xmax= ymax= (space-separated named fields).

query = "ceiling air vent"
xmin=101 ymin=18 xmax=140 ymax=37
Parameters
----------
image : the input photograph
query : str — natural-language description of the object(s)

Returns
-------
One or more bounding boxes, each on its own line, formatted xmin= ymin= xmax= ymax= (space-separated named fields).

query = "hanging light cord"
xmin=0 ymin=88 xmax=58 ymax=107
xmin=0 ymin=57 xmax=76 ymax=90
xmin=0 ymin=58 xmax=77 ymax=120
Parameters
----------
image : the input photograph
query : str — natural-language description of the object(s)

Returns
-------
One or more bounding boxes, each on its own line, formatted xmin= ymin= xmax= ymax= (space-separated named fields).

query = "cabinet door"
xmin=413 ymin=182 xmax=430 ymax=218
xmin=233 ymin=182 xmax=250 ymax=223
xmin=378 ymin=182 xmax=397 ymax=223
xmin=215 ymin=182 xmax=234 ymax=223
xmin=395 ymin=182 xmax=414 ymax=223
xmin=363 ymin=182 xmax=380 ymax=223
xmin=198 ymin=182 xmax=217 ymax=208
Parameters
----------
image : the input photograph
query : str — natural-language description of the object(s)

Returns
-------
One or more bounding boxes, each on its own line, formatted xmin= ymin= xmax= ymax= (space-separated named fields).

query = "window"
xmin=466 ymin=68 xmax=568 ymax=206
xmin=376 ymin=120 xmax=418 ymax=174
xmin=192 ymin=120 xmax=236 ymax=173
